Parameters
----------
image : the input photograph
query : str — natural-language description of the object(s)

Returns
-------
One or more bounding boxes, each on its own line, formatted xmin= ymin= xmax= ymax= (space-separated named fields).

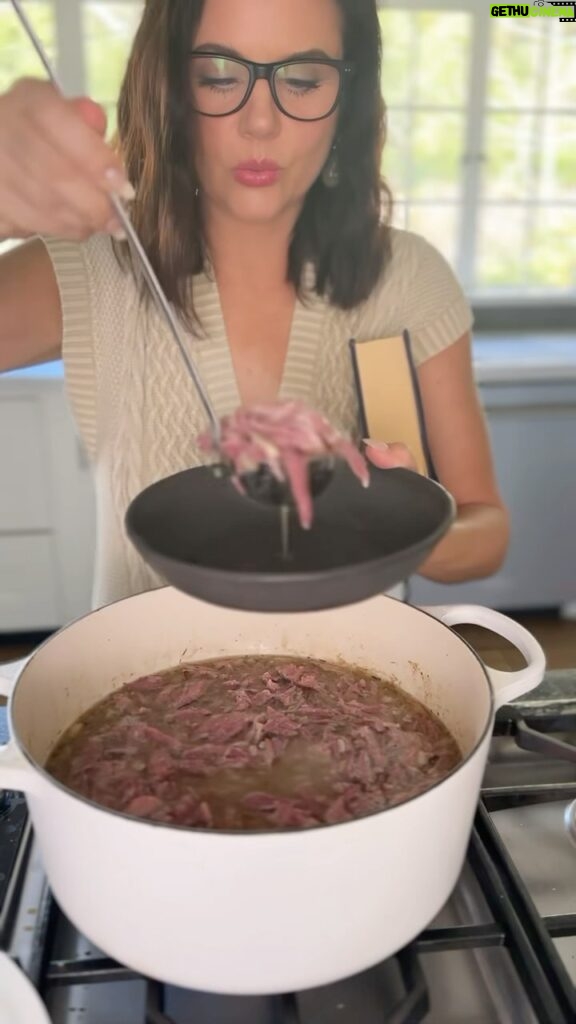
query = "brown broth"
xmin=46 ymin=656 xmax=461 ymax=830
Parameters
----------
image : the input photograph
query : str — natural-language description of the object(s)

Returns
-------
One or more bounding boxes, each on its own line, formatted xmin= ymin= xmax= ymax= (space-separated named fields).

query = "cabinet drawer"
xmin=0 ymin=535 xmax=60 ymax=630
xmin=0 ymin=398 xmax=52 ymax=531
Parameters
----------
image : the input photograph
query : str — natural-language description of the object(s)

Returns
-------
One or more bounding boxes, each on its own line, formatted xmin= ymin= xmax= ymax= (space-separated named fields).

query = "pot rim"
xmin=7 ymin=591 xmax=495 ymax=837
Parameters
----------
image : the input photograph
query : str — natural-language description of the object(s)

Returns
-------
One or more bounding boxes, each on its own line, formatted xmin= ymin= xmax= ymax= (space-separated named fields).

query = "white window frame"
xmin=379 ymin=0 xmax=490 ymax=296
xmin=53 ymin=0 xmax=86 ymax=93
xmin=379 ymin=0 xmax=575 ymax=311
xmin=3 ymin=0 xmax=575 ymax=315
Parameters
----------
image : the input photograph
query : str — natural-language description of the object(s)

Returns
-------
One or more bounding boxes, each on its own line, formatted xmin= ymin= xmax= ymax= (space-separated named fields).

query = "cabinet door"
xmin=0 ymin=535 xmax=60 ymax=630
xmin=0 ymin=379 xmax=96 ymax=630
xmin=0 ymin=397 xmax=52 ymax=531
xmin=410 ymin=382 xmax=576 ymax=611
xmin=42 ymin=389 xmax=96 ymax=624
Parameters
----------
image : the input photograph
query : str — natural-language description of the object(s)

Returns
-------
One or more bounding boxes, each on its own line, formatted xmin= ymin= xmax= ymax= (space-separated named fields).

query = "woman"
xmin=0 ymin=0 xmax=508 ymax=609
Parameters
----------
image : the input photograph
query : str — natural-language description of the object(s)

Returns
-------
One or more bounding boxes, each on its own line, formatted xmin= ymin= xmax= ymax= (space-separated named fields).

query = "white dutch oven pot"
xmin=0 ymin=588 xmax=545 ymax=995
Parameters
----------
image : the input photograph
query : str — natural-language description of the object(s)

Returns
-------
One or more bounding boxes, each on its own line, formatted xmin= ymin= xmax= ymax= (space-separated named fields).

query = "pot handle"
xmin=0 ymin=662 xmax=38 ymax=794
xmin=423 ymin=605 xmax=546 ymax=710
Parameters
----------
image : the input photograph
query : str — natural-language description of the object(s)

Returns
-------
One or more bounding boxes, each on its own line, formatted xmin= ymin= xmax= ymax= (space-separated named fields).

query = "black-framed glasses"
xmin=188 ymin=52 xmax=355 ymax=122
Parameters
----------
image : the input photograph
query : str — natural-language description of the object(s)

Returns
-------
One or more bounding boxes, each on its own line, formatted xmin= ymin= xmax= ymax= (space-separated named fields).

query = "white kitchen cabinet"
xmin=0 ymin=535 xmax=60 ymax=627
xmin=410 ymin=335 xmax=576 ymax=613
xmin=0 ymin=398 xmax=53 ymax=530
xmin=0 ymin=364 xmax=96 ymax=631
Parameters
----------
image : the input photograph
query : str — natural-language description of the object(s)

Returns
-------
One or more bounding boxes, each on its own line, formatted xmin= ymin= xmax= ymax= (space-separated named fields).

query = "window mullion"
xmin=457 ymin=8 xmax=490 ymax=294
xmin=54 ymin=0 xmax=86 ymax=95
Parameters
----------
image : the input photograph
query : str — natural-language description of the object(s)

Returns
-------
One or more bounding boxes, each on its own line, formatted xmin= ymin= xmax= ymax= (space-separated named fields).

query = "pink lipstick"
xmin=233 ymin=160 xmax=281 ymax=187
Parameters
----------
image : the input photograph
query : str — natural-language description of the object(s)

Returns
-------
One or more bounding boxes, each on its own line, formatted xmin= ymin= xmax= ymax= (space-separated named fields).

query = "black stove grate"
xmin=43 ymin=947 xmax=431 ymax=1024
xmin=470 ymin=805 xmax=576 ymax=1024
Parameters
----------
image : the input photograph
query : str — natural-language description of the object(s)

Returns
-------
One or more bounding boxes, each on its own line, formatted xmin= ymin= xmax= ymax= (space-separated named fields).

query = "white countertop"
xmin=1 ymin=361 xmax=63 ymax=380
xmin=472 ymin=333 xmax=576 ymax=383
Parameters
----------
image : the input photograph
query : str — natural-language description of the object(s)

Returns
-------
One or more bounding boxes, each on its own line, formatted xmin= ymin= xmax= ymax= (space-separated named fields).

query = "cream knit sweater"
xmin=42 ymin=228 xmax=473 ymax=609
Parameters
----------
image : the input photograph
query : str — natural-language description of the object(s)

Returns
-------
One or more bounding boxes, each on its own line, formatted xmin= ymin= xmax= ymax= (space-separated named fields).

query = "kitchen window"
xmin=0 ymin=0 xmax=574 ymax=312
xmin=379 ymin=2 xmax=576 ymax=308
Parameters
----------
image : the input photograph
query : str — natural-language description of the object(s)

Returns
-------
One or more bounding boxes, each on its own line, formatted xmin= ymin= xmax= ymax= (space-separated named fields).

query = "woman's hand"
xmin=0 ymin=78 xmax=133 ymax=242
xmin=363 ymin=439 xmax=418 ymax=473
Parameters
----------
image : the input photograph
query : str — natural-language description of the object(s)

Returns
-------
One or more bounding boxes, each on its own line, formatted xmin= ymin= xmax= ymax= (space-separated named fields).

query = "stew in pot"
xmin=46 ymin=656 xmax=461 ymax=830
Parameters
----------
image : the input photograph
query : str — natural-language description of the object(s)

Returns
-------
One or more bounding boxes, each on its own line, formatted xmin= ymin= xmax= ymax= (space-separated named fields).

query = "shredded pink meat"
xmin=46 ymin=656 xmax=461 ymax=832
xmin=198 ymin=400 xmax=369 ymax=529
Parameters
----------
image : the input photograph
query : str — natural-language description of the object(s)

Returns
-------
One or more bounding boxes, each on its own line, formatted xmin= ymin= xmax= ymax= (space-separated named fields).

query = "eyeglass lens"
xmin=189 ymin=55 xmax=341 ymax=120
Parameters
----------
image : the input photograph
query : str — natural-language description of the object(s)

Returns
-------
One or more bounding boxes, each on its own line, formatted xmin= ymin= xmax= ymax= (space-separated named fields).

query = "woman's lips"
xmin=233 ymin=161 xmax=281 ymax=187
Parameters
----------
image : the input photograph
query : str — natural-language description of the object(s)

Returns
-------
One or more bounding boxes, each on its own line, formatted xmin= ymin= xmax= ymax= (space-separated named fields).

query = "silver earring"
xmin=322 ymin=146 xmax=340 ymax=189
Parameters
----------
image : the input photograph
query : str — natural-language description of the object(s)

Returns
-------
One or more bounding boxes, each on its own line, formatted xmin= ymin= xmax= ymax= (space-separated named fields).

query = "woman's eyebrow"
xmin=191 ymin=44 xmax=336 ymax=61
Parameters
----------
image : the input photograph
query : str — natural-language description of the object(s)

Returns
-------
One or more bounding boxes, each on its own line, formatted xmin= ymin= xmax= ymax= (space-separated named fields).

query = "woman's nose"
xmin=238 ymin=78 xmax=282 ymax=139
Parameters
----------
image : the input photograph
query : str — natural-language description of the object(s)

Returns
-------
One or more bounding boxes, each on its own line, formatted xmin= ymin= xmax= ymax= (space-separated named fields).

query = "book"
xmin=349 ymin=330 xmax=436 ymax=479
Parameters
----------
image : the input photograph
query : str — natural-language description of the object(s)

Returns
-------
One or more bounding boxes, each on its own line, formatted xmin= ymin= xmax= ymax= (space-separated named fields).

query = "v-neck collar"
xmin=191 ymin=266 xmax=327 ymax=416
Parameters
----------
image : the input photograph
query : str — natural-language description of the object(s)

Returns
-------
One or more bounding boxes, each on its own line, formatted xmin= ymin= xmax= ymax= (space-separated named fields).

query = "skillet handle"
xmin=0 ymin=661 xmax=39 ymax=794
xmin=422 ymin=604 xmax=546 ymax=710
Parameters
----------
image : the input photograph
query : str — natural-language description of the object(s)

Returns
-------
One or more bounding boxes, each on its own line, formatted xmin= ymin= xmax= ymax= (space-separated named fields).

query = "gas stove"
xmin=1 ymin=671 xmax=575 ymax=1024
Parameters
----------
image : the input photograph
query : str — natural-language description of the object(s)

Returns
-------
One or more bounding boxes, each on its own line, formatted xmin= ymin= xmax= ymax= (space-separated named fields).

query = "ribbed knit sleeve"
xmin=41 ymin=234 xmax=135 ymax=463
xmin=41 ymin=236 xmax=98 ymax=458
xmin=351 ymin=229 xmax=474 ymax=366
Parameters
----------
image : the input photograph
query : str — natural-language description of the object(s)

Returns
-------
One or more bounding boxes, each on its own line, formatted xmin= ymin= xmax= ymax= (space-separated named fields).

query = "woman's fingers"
xmin=69 ymin=96 xmax=108 ymax=137
xmin=363 ymin=440 xmax=418 ymax=472
xmin=0 ymin=78 xmax=133 ymax=241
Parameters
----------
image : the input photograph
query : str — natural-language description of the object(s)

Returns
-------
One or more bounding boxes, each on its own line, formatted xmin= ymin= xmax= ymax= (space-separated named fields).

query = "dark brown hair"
xmin=116 ymin=0 xmax=391 ymax=325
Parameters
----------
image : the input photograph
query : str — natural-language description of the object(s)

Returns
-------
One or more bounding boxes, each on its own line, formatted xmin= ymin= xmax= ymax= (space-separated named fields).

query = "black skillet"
xmin=125 ymin=462 xmax=455 ymax=613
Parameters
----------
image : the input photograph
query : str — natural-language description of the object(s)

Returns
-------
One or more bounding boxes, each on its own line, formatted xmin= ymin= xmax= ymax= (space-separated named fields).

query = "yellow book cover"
xmin=349 ymin=331 xmax=435 ymax=479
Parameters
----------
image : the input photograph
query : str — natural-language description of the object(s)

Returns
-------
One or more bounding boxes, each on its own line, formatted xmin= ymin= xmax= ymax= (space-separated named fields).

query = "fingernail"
xmin=105 ymin=218 xmax=127 ymax=241
xmin=363 ymin=439 xmax=389 ymax=452
xmin=104 ymin=168 xmax=136 ymax=201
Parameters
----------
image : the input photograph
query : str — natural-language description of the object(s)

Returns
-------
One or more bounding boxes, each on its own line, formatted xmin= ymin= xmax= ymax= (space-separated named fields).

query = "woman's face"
xmin=191 ymin=0 xmax=343 ymax=228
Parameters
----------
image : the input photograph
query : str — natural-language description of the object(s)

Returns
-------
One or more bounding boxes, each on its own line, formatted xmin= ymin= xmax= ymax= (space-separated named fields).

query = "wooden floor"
xmin=454 ymin=613 xmax=576 ymax=673
xmin=1 ymin=613 xmax=576 ymax=675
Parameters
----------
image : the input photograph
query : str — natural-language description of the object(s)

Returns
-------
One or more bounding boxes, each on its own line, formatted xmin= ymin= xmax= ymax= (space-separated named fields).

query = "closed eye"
xmin=284 ymin=77 xmax=322 ymax=93
xmin=197 ymin=75 xmax=240 ymax=90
